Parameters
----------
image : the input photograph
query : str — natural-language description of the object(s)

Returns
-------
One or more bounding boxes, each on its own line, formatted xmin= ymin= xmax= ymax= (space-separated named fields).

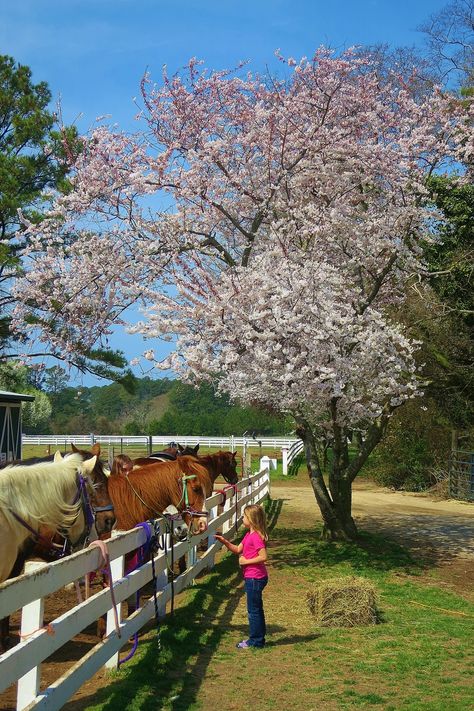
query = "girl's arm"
xmin=239 ymin=547 xmax=268 ymax=566
xmin=215 ymin=534 xmax=243 ymax=555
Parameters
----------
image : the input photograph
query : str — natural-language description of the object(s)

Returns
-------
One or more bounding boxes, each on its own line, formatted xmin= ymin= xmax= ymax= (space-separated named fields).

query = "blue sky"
xmin=1 ymin=0 xmax=448 ymax=386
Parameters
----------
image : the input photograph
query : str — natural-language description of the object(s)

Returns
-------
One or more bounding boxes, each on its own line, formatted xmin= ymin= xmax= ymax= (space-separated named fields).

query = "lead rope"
xmin=118 ymin=522 xmax=153 ymax=666
xmin=88 ymin=539 xmax=121 ymax=638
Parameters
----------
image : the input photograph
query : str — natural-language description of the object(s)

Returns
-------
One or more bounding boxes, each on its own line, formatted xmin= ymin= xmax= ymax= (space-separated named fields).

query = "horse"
xmin=193 ymin=451 xmax=239 ymax=487
xmin=0 ymin=452 xmax=98 ymax=585
xmin=133 ymin=442 xmax=200 ymax=467
xmin=132 ymin=449 xmax=238 ymax=488
xmin=108 ymin=455 xmax=212 ymax=533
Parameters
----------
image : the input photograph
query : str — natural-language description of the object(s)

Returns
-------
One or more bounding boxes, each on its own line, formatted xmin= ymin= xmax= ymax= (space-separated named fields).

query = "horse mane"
xmin=0 ymin=452 xmax=84 ymax=531
xmin=196 ymin=451 xmax=236 ymax=485
xmin=108 ymin=456 xmax=212 ymax=531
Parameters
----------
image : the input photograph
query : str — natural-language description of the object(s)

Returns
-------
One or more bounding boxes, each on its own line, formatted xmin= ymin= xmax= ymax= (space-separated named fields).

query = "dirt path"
xmin=274 ymin=479 xmax=474 ymax=598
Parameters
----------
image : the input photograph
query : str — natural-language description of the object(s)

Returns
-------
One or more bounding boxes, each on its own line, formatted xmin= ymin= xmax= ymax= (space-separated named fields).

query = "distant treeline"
xmin=41 ymin=377 xmax=291 ymax=436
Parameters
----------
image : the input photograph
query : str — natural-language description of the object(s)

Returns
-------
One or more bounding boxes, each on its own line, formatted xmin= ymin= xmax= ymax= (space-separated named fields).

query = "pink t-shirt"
xmin=241 ymin=530 xmax=267 ymax=579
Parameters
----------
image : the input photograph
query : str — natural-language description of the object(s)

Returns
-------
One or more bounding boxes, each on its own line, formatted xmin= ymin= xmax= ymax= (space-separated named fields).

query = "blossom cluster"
xmin=10 ymin=49 xmax=471 ymax=431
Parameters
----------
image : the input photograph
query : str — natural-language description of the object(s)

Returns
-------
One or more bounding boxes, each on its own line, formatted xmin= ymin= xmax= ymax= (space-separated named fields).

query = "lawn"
xmin=71 ymin=489 xmax=474 ymax=711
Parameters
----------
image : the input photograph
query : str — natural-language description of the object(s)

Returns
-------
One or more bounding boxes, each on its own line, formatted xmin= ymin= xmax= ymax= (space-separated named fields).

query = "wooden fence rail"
xmin=0 ymin=468 xmax=270 ymax=711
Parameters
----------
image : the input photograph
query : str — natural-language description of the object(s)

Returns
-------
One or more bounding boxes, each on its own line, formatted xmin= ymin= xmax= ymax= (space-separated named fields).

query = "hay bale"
xmin=306 ymin=576 xmax=378 ymax=627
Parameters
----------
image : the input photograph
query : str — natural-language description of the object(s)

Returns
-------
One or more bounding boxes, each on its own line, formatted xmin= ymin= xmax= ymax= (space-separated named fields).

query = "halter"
xmin=124 ymin=472 xmax=209 ymax=531
xmin=9 ymin=470 xmax=112 ymax=558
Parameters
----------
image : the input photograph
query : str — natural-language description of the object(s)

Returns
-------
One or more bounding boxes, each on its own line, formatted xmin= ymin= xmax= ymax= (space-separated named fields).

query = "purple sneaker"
xmin=236 ymin=640 xmax=251 ymax=649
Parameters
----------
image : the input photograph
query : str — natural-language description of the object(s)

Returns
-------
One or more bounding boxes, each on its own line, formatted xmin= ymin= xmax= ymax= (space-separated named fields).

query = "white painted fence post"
xmin=207 ymin=505 xmax=218 ymax=570
xmin=105 ymin=531 xmax=124 ymax=670
xmin=155 ymin=532 xmax=170 ymax=617
xmin=282 ymin=446 xmax=288 ymax=476
xmin=17 ymin=561 xmax=47 ymax=711
xmin=222 ymin=496 xmax=232 ymax=534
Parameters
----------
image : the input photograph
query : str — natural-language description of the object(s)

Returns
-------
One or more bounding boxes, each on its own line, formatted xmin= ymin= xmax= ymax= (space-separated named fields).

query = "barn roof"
xmin=0 ymin=390 xmax=35 ymax=403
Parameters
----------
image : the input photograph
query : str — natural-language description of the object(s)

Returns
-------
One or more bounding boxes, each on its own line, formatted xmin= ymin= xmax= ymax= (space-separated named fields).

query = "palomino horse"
xmin=0 ymin=452 xmax=98 ymax=585
xmin=0 ymin=444 xmax=115 ymax=652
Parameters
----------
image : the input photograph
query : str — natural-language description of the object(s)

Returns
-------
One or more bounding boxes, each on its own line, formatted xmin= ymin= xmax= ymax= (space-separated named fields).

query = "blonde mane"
xmin=0 ymin=452 xmax=85 ymax=531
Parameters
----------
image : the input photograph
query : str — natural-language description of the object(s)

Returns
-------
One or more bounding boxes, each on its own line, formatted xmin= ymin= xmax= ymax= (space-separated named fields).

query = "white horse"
xmin=0 ymin=452 xmax=97 ymax=583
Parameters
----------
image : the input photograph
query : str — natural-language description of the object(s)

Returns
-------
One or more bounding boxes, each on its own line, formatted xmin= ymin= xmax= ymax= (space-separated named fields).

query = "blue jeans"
xmin=244 ymin=577 xmax=268 ymax=647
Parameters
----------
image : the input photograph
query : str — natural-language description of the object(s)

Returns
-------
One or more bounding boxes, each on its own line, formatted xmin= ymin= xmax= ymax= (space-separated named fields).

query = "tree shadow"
xmin=265 ymin=496 xmax=285 ymax=532
xmin=270 ymin=525 xmax=423 ymax=576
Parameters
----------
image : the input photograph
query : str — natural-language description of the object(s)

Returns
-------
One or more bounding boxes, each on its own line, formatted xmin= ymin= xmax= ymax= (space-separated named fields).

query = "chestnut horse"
xmin=133 ymin=450 xmax=238 ymax=488
xmin=133 ymin=443 xmax=200 ymax=467
xmin=108 ymin=455 xmax=212 ymax=533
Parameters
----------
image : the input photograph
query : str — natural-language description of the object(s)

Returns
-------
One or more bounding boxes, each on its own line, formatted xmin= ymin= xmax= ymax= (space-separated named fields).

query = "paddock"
xmin=0 ymin=468 xmax=270 ymax=710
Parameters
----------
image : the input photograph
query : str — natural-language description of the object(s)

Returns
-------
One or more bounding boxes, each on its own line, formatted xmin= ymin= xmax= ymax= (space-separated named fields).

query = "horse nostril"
xmin=106 ymin=517 xmax=115 ymax=531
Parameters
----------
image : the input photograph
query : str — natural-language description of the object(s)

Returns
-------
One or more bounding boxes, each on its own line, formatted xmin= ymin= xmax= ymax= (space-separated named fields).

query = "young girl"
xmin=215 ymin=503 xmax=268 ymax=649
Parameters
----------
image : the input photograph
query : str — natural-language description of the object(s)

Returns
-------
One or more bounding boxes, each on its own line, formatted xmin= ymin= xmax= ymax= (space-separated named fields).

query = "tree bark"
xmin=297 ymin=422 xmax=357 ymax=540
xmin=297 ymin=409 xmax=392 ymax=540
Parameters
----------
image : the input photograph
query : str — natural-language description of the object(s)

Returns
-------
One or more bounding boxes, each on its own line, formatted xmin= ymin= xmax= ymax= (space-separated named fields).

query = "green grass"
xmin=77 ymin=499 xmax=474 ymax=710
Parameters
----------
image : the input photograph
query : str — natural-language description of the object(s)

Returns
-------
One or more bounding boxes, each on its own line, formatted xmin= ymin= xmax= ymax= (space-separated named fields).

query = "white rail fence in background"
xmin=282 ymin=439 xmax=305 ymax=476
xmin=0 ymin=468 xmax=270 ymax=711
xmin=22 ymin=434 xmax=299 ymax=450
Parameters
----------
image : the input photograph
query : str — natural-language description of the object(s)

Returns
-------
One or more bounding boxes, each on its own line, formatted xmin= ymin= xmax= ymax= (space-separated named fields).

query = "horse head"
xmin=177 ymin=456 xmax=212 ymax=535
xmin=220 ymin=451 xmax=239 ymax=484
xmin=177 ymin=443 xmax=200 ymax=456
xmin=162 ymin=504 xmax=189 ymax=541
xmin=70 ymin=443 xmax=115 ymax=535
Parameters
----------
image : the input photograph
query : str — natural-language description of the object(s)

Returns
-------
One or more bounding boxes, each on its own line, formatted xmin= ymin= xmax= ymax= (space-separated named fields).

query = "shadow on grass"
xmin=270 ymin=518 xmax=422 ymax=577
xmin=265 ymin=496 xmax=285 ymax=533
xmin=67 ymin=550 xmax=271 ymax=711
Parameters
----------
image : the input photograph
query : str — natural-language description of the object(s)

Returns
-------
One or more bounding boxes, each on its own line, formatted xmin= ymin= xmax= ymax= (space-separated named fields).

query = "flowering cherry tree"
xmin=12 ymin=49 xmax=470 ymax=538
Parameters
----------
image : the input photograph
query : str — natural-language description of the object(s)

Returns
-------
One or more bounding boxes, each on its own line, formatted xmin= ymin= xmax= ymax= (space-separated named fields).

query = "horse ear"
xmin=81 ymin=456 xmax=97 ymax=476
xmin=232 ymin=451 xmax=237 ymax=459
xmin=91 ymin=443 xmax=101 ymax=456
xmin=71 ymin=443 xmax=79 ymax=453
xmin=193 ymin=444 xmax=200 ymax=454
xmin=54 ymin=450 xmax=63 ymax=462
xmin=177 ymin=444 xmax=184 ymax=454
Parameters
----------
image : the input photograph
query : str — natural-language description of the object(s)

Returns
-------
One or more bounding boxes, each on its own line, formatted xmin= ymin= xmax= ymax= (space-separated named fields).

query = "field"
xmin=27 ymin=469 xmax=472 ymax=711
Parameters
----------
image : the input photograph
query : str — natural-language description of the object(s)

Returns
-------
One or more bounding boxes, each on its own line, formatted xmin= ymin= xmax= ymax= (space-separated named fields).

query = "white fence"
xmin=22 ymin=434 xmax=298 ymax=450
xmin=0 ymin=468 xmax=270 ymax=711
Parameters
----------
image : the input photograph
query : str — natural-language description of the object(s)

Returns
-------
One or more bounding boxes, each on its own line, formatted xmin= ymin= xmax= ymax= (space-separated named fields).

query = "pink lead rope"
xmin=87 ymin=539 xmax=122 ymax=638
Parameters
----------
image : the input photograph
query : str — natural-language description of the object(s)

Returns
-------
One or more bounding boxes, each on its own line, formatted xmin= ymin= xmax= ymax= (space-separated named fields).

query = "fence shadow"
xmin=265 ymin=496 xmax=285 ymax=532
xmin=66 ymin=554 xmax=249 ymax=711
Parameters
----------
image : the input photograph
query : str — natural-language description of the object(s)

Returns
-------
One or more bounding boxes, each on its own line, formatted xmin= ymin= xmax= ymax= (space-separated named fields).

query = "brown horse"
xmin=133 ymin=443 xmax=200 ymax=467
xmin=193 ymin=451 xmax=239 ymax=487
xmin=108 ymin=455 xmax=212 ymax=533
xmin=133 ymin=450 xmax=238 ymax=488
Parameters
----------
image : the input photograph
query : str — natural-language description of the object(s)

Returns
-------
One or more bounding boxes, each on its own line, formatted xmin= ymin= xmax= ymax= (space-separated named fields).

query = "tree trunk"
xmin=297 ymin=409 xmax=391 ymax=540
xmin=298 ymin=425 xmax=357 ymax=540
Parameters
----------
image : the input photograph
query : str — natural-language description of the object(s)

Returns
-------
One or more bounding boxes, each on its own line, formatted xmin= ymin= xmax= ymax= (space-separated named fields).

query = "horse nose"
xmin=105 ymin=515 xmax=115 ymax=532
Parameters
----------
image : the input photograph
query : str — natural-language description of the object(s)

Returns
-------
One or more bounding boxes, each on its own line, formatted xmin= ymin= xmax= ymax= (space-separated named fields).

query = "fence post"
xmin=155 ymin=528 xmax=169 ymax=618
xmin=222 ymin=496 xmax=232 ymax=534
xmin=207 ymin=505 xmax=218 ymax=570
xmin=105 ymin=531 xmax=123 ymax=670
xmin=282 ymin=446 xmax=288 ymax=476
xmin=17 ymin=561 xmax=47 ymax=711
